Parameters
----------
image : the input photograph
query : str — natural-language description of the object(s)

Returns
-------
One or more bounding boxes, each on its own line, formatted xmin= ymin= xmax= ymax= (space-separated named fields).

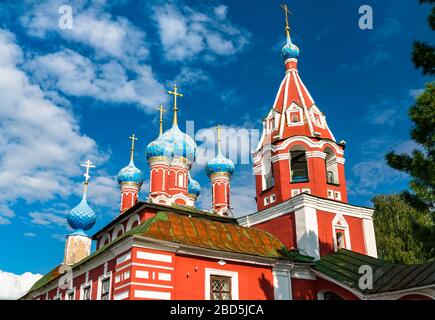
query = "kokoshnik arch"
xmin=21 ymin=5 xmax=435 ymax=301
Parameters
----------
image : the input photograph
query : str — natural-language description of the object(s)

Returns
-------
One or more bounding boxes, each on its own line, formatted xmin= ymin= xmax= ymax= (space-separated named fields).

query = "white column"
xmin=363 ymin=218 xmax=378 ymax=258
xmin=272 ymin=266 xmax=292 ymax=300
xmin=294 ymin=206 xmax=320 ymax=260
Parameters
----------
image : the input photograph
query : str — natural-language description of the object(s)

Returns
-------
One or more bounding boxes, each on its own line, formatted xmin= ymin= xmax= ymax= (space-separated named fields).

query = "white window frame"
xmin=334 ymin=191 xmax=342 ymax=201
xmin=270 ymin=194 xmax=276 ymax=203
xmin=205 ymin=268 xmax=239 ymax=300
xmin=263 ymin=197 xmax=269 ymax=206
xmin=80 ymin=281 xmax=93 ymax=300
xmin=97 ymin=272 xmax=112 ymax=300
xmin=65 ymin=287 xmax=75 ymax=300
xmin=285 ymin=103 xmax=303 ymax=126
xmin=291 ymin=189 xmax=300 ymax=197
xmin=332 ymin=213 xmax=352 ymax=251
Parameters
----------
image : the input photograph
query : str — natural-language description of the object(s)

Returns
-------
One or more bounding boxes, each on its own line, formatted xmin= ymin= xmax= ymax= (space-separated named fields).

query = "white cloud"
xmin=23 ymin=232 xmax=36 ymax=237
xmin=21 ymin=0 xmax=167 ymax=112
xmin=25 ymin=49 xmax=166 ymax=112
xmin=0 ymin=205 xmax=15 ymax=225
xmin=349 ymin=138 xmax=414 ymax=196
xmin=29 ymin=211 xmax=67 ymax=227
xmin=154 ymin=4 xmax=249 ymax=62
xmin=0 ymin=29 xmax=111 ymax=223
xmin=0 ymin=270 xmax=42 ymax=300
xmin=21 ymin=0 xmax=148 ymax=64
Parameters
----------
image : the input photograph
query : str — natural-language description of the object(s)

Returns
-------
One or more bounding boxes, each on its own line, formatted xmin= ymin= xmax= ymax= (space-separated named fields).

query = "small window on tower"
xmin=210 ymin=275 xmax=232 ymax=300
xmin=290 ymin=151 xmax=309 ymax=183
xmin=292 ymin=114 xmax=299 ymax=123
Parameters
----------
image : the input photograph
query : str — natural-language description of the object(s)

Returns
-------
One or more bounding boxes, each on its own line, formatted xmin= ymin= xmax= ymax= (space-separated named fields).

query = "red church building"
xmin=21 ymin=8 xmax=435 ymax=301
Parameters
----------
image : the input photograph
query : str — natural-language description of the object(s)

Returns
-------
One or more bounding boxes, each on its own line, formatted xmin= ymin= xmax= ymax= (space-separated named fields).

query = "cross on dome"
xmin=129 ymin=134 xmax=138 ymax=161
xmin=157 ymin=105 xmax=166 ymax=135
xmin=80 ymin=160 xmax=95 ymax=191
xmin=168 ymin=84 xmax=183 ymax=126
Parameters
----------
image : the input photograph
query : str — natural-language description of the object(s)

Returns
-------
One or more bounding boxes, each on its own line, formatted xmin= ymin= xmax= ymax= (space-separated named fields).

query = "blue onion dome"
xmin=188 ymin=175 xmax=201 ymax=197
xmin=67 ymin=192 xmax=96 ymax=232
xmin=160 ymin=124 xmax=197 ymax=162
xmin=206 ymin=152 xmax=235 ymax=177
xmin=117 ymin=159 xmax=144 ymax=187
xmin=281 ymin=37 xmax=299 ymax=61
xmin=145 ymin=136 xmax=166 ymax=160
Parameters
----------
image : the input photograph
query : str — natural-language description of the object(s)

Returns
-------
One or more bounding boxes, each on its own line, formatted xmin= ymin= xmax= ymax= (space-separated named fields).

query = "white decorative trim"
xmin=332 ymin=213 xmax=352 ymax=251
xmin=99 ymin=233 xmax=111 ymax=248
xmin=271 ymin=153 xmax=290 ymax=163
xmin=273 ymin=266 xmax=293 ymax=300
xmin=112 ymin=224 xmax=125 ymax=241
xmin=237 ymin=193 xmax=374 ymax=228
xmin=292 ymin=70 xmax=314 ymax=136
xmin=295 ymin=206 xmax=320 ymax=260
xmin=134 ymin=289 xmax=171 ymax=300
xmin=116 ymin=252 xmax=131 ymax=265
xmin=362 ymin=219 xmax=378 ymax=258
xmin=291 ymin=266 xmax=316 ymax=280
xmin=136 ymin=251 xmax=172 ymax=263
xmin=97 ymin=272 xmax=112 ymax=300
xmin=205 ymin=268 xmax=239 ymax=300
xmin=113 ymin=290 xmax=129 ymax=300
xmin=65 ymin=287 xmax=76 ymax=300
xmin=126 ymin=214 xmax=141 ymax=231
xmin=79 ymin=277 xmax=93 ymax=300
xmin=305 ymin=151 xmax=327 ymax=159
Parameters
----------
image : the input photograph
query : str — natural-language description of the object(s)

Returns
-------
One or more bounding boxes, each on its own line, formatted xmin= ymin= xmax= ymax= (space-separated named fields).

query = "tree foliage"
xmin=373 ymin=195 xmax=433 ymax=264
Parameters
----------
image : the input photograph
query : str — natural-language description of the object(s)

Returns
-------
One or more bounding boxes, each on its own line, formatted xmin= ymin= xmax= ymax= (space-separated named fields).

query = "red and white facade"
xmin=23 ymin=18 xmax=435 ymax=302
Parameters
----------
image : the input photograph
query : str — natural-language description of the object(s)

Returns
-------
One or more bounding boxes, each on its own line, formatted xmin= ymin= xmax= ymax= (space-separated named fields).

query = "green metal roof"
xmin=314 ymin=249 xmax=435 ymax=295
xmin=24 ymin=210 xmax=313 ymax=298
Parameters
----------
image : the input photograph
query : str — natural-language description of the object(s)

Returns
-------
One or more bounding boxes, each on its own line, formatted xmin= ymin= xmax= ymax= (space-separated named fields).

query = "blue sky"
xmin=0 ymin=0 xmax=433 ymax=291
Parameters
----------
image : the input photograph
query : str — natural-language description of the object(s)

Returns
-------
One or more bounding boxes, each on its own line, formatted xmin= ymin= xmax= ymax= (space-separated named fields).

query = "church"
xmin=21 ymin=7 xmax=435 ymax=301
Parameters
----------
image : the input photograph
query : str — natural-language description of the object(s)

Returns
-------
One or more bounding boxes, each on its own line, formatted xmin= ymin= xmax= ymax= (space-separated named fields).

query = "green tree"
xmin=382 ymin=0 xmax=435 ymax=261
xmin=412 ymin=0 xmax=435 ymax=75
xmin=373 ymin=195 xmax=433 ymax=264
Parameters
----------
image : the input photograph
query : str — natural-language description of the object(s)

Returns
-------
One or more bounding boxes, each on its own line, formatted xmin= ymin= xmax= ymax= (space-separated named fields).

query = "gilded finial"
xmin=157 ymin=105 xmax=166 ymax=135
xmin=280 ymin=4 xmax=292 ymax=40
xmin=168 ymin=84 xmax=183 ymax=126
xmin=129 ymin=134 xmax=138 ymax=161
xmin=80 ymin=160 xmax=95 ymax=193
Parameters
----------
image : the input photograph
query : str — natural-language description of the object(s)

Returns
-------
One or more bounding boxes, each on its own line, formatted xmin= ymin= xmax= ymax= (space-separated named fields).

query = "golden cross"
xmin=280 ymin=4 xmax=292 ymax=38
xmin=80 ymin=159 xmax=96 ymax=192
xmin=217 ymin=125 xmax=222 ymax=154
xmin=129 ymin=134 xmax=138 ymax=161
xmin=168 ymin=84 xmax=183 ymax=126
xmin=157 ymin=105 xmax=166 ymax=135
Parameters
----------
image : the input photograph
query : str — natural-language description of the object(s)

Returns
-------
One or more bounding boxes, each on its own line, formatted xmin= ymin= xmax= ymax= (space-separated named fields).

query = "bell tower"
xmin=253 ymin=5 xmax=347 ymax=211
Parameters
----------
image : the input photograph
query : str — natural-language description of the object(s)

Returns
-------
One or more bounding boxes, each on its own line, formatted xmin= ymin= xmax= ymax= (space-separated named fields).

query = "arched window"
xmin=178 ymin=172 xmax=184 ymax=187
xmin=290 ymin=150 xmax=309 ymax=183
xmin=325 ymin=147 xmax=339 ymax=185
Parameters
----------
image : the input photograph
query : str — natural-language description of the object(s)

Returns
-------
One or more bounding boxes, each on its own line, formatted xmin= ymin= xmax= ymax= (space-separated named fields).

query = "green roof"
xmin=24 ymin=210 xmax=313 ymax=298
xmin=314 ymin=249 xmax=435 ymax=295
